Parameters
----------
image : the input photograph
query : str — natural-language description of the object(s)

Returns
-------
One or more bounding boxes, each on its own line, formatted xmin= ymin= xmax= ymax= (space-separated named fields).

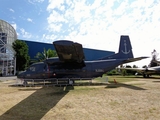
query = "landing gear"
xmin=143 ymin=74 xmax=150 ymax=78
xmin=143 ymin=74 xmax=146 ymax=78
xmin=23 ymin=80 xmax=28 ymax=86
xmin=68 ymin=79 xmax=75 ymax=85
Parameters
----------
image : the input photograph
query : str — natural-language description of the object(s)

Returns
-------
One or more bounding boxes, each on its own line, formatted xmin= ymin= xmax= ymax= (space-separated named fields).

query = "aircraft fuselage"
xmin=17 ymin=58 xmax=123 ymax=80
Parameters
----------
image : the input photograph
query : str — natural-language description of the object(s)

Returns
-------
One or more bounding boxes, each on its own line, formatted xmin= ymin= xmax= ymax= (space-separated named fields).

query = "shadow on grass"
xmin=106 ymin=82 xmax=146 ymax=90
xmin=0 ymin=86 xmax=73 ymax=120
xmin=109 ymin=76 xmax=143 ymax=78
xmin=73 ymin=81 xmax=145 ymax=90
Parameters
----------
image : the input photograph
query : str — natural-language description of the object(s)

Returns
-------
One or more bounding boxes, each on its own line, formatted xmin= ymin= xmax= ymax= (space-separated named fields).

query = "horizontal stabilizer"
xmin=123 ymin=56 xmax=149 ymax=64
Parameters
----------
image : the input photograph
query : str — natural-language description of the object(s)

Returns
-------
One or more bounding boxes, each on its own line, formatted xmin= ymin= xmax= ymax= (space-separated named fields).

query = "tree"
xmin=33 ymin=48 xmax=57 ymax=62
xmin=12 ymin=40 xmax=30 ymax=71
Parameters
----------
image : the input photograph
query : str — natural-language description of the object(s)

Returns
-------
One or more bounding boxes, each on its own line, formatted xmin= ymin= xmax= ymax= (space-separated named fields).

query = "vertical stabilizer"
xmin=118 ymin=35 xmax=133 ymax=58
xmin=100 ymin=35 xmax=134 ymax=60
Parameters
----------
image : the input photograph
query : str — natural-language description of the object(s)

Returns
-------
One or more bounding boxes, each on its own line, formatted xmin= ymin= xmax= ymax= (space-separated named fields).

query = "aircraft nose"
xmin=17 ymin=71 xmax=25 ymax=78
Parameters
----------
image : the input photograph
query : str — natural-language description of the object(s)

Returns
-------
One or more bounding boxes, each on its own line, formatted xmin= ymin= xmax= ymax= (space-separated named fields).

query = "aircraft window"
xmin=30 ymin=66 xmax=35 ymax=71
xmin=43 ymin=65 xmax=46 ymax=71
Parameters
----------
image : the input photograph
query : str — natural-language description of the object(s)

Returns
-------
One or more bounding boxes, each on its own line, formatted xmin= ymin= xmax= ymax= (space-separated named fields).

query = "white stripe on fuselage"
xmin=85 ymin=59 xmax=118 ymax=63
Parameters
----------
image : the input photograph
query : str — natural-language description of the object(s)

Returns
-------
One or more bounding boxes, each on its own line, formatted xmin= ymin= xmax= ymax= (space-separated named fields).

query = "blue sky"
xmin=1 ymin=0 xmax=160 ymax=67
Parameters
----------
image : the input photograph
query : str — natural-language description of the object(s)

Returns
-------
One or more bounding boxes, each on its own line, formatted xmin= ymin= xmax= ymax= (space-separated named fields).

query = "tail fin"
xmin=100 ymin=35 xmax=134 ymax=60
xmin=118 ymin=35 xmax=133 ymax=58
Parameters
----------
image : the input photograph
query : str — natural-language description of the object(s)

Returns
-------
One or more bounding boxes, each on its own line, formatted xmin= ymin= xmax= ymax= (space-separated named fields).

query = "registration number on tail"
xmin=95 ymin=69 xmax=104 ymax=72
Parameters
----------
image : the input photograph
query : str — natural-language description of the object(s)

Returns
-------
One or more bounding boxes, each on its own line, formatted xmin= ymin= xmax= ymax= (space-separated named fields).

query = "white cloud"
xmin=47 ymin=23 xmax=63 ymax=32
xmin=11 ymin=23 xmax=17 ymax=30
xmin=71 ymin=1 xmax=92 ymax=23
xmin=47 ymin=0 xmax=65 ymax=12
xmin=45 ymin=0 xmax=160 ymax=66
xmin=47 ymin=10 xmax=67 ymax=24
xmin=27 ymin=18 xmax=33 ymax=23
xmin=91 ymin=0 xmax=104 ymax=9
xmin=41 ymin=34 xmax=58 ymax=43
xmin=9 ymin=8 xmax=14 ymax=13
xmin=36 ymin=0 xmax=44 ymax=2
xmin=28 ymin=0 xmax=44 ymax=4
xmin=20 ymin=28 xmax=32 ymax=39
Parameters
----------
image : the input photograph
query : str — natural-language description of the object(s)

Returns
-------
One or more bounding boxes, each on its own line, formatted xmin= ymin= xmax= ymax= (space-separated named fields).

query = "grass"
xmin=0 ymin=75 xmax=160 ymax=120
xmin=94 ymin=75 xmax=140 ymax=82
xmin=0 ymin=86 xmax=67 ymax=120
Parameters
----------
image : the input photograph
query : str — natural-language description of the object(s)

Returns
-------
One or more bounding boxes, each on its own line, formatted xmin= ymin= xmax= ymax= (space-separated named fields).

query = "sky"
xmin=1 ymin=0 xmax=160 ymax=67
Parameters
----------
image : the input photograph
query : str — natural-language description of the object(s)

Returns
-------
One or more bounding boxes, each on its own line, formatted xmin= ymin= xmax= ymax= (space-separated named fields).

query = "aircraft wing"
xmin=120 ymin=67 xmax=146 ymax=72
xmin=121 ymin=66 xmax=158 ymax=74
xmin=123 ymin=57 xmax=148 ymax=63
xmin=53 ymin=40 xmax=85 ymax=63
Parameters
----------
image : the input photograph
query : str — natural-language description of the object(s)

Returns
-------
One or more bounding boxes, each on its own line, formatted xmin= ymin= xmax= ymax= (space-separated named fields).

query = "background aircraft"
xmin=17 ymin=35 xmax=147 ymax=85
xmin=121 ymin=66 xmax=160 ymax=78
xmin=121 ymin=49 xmax=160 ymax=78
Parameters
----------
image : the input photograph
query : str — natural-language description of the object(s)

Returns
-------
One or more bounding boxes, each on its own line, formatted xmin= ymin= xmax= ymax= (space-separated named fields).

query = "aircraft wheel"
xmin=146 ymin=74 xmax=150 ymax=78
xmin=65 ymin=76 xmax=76 ymax=85
xmin=68 ymin=79 xmax=74 ymax=85
xmin=143 ymin=74 xmax=146 ymax=78
xmin=23 ymin=81 xmax=28 ymax=86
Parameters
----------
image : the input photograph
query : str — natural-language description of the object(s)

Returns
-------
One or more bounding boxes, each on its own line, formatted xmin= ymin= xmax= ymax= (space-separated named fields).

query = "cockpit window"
xmin=27 ymin=63 xmax=46 ymax=72
xmin=29 ymin=66 xmax=35 ymax=71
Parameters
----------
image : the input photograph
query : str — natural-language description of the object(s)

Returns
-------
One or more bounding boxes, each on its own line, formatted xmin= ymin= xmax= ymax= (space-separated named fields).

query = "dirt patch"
xmin=0 ymin=77 xmax=160 ymax=120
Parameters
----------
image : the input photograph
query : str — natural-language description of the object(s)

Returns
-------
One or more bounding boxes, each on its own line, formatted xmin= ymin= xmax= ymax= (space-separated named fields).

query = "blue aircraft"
xmin=17 ymin=35 xmax=147 ymax=85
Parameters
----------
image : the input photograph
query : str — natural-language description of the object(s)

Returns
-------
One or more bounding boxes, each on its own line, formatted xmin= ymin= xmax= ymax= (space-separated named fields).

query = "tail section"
xmin=100 ymin=35 xmax=134 ymax=60
xmin=118 ymin=35 xmax=133 ymax=58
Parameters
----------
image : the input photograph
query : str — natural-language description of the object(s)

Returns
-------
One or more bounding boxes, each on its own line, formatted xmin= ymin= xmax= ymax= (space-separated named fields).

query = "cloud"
xmin=46 ymin=0 xmax=119 ymax=47
xmin=27 ymin=18 xmax=33 ymax=23
xmin=9 ymin=8 xmax=15 ymax=13
xmin=28 ymin=0 xmax=44 ymax=4
xmin=47 ymin=10 xmax=67 ymax=24
xmin=47 ymin=23 xmax=63 ymax=32
xmin=47 ymin=0 xmax=65 ymax=12
xmin=45 ymin=0 xmax=160 ymax=66
xmin=11 ymin=23 xmax=17 ymax=30
xmin=20 ymin=28 xmax=32 ymax=39
xmin=42 ymin=34 xmax=58 ymax=42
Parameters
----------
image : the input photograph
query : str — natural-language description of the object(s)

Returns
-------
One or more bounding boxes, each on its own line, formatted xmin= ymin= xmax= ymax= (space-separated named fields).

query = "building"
xmin=0 ymin=20 xmax=17 ymax=76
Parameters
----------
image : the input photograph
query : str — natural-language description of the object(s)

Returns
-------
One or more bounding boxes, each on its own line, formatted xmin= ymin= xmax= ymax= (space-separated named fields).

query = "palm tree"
xmin=31 ymin=48 xmax=57 ymax=63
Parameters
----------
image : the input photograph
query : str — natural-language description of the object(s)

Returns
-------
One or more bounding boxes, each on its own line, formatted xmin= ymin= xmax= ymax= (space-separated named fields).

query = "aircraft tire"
xmin=64 ymin=75 xmax=76 ymax=85
xmin=23 ymin=81 xmax=28 ymax=86
xmin=143 ymin=74 xmax=146 ymax=78
xmin=68 ymin=79 xmax=74 ymax=85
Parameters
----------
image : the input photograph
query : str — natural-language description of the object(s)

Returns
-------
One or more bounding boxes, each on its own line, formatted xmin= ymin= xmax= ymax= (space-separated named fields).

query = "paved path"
xmin=0 ymin=76 xmax=17 ymax=81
